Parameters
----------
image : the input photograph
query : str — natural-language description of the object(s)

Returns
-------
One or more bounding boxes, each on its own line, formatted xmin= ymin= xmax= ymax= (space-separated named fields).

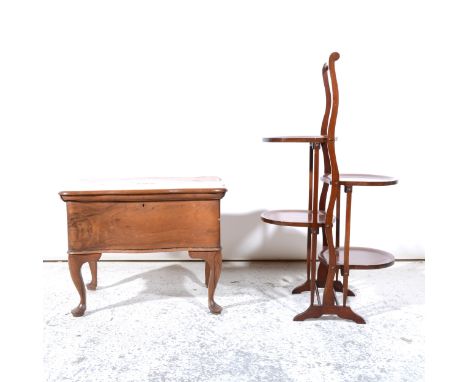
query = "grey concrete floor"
xmin=43 ymin=261 xmax=424 ymax=382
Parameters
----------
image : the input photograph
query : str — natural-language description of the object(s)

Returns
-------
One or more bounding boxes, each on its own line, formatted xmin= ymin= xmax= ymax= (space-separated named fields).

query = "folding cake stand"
xmin=261 ymin=52 xmax=397 ymax=323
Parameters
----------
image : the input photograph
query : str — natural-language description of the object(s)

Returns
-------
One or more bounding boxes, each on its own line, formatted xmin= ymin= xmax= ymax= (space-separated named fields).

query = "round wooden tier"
xmin=261 ymin=210 xmax=327 ymax=227
xmin=319 ymin=247 xmax=395 ymax=270
xmin=263 ymin=136 xmax=328 ymax=143
xmin=322 ymin=173 xmax=398 ymax=187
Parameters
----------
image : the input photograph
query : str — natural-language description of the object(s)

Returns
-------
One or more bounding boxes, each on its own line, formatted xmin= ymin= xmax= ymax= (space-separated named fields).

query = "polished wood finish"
xmin=188 ymin=250 xmax=222 ymax=314
xmin=68 ymin=253 xmax=102 ymax=317
xmin=263 ymin=136 xmax=328 ymax=143
xmin=294 ymin=52 xmax=398 ymax=324
xmin=61 ymin=193 xmax=225 ymax=203
xmin=261 ymin=210 xmax=327 ymax=227
xmin=61 ymin=177 xmax=227 ymax=316
xmin=294 ymin=304 xmax=365 ymax=324
xmin=87 ymin=258 xmax=99 ymax=291
xmin=65 ymin=200 xmax=221 ymax=254
xmin=322 ymin=173 xmax=398 ymax=187
xmin=320 ymin=247 xmax=395 ymax=270
xmin=262 ymin=52 xmax=398 ymax=323
xmin=263 ymin=61 xmax=334 ymax=297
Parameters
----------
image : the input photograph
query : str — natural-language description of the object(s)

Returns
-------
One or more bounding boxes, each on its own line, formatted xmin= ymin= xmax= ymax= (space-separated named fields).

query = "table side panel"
xmin=66 ymin=200 xmax=220 ymax=253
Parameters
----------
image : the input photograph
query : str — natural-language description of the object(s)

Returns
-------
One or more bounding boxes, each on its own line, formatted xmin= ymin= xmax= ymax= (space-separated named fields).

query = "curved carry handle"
xmin=320 ymin=63 xmax=331 ymax=137
xmin=319 ymin=62 xmax=332 ymax=216
xmin=327 ymin=52 xmax=340 ymax=144
xmin=325 ymin=52 xmax=341 ymax=225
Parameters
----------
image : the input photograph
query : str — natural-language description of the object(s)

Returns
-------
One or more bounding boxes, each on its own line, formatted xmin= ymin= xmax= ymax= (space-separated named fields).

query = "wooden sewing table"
xmin=59 ymin=177 xmax=227 ymax=317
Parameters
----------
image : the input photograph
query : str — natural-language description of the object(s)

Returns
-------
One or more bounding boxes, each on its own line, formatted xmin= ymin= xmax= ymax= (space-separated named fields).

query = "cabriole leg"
xmin=86 ymin=254 xmax=102 ymax=291
xmin=68 ymin=253 xmax=101 ymax=317
xmin=204 ymin=261 xmax=210 ymax=287
xmin=189 ymin=250 xmax=223 ymax=314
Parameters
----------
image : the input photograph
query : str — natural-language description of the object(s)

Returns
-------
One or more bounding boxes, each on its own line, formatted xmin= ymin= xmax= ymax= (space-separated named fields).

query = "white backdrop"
xmin=2 ymin=1 xmax=430 ymax=260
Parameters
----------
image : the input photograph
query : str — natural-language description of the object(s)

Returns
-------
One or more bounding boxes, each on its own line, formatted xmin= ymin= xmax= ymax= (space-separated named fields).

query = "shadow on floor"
xmin=82 ymin=261 xmax=420 ymax=321
xmin=85 ymin=261 xmax=307 ymax=316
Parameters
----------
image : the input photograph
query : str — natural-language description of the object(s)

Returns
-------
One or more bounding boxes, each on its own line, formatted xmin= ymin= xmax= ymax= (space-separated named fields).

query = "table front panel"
xmin=66 ymin=200 xmax=220 ymax=253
